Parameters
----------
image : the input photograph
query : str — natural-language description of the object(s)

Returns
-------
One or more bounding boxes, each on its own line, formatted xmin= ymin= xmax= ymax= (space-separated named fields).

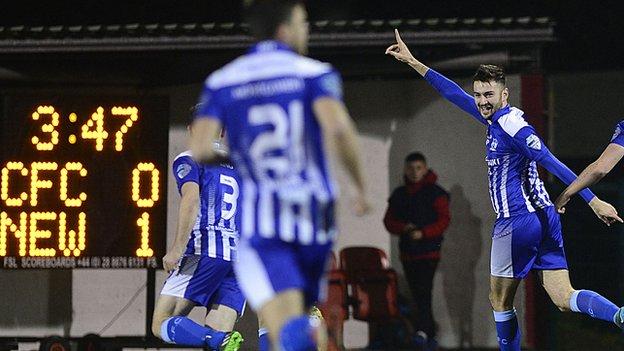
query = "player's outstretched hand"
xmin=385 ymin=29 xmax=416 ymax=64
xmin=589 ymin=197 xmax=623 ymax=226
xmin=353 ymin=194 xmax=371 ymax=216
xmin=554 ymin=193 xmax=571 ymax=214
xmin=163 ymin=251 xmax=183 ymax=273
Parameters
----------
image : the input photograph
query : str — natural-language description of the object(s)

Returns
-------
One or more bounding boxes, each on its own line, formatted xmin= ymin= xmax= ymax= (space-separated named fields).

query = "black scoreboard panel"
xmin=0 ymin=95 xmax=168 ymax=268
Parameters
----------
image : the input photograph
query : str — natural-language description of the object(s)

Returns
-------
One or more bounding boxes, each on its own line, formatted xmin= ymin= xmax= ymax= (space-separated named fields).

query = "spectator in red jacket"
xmin=384 ymin=152 xmax=450 ymax=347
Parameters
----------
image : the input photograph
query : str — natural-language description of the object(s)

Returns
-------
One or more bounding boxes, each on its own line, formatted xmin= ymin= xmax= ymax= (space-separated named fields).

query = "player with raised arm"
xmin=190 ymin=1 xmax=369 ymax=350
xmin=151 ymin=117 xmax=244 ymax=351
xmin=386 ymin=29 xmax=623 ymax=350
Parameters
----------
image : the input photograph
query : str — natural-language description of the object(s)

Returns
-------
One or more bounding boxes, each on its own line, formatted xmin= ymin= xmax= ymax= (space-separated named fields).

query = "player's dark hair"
xmin=188 ymin=103 xmax=225 ymax=137
xmin=244 ymin=0 xmax=303 ymax=40
xmin=188 ymin=103 xmax=203 ymax=125
xmin=473 ymin=64 xmax=506 ymax=85
xmin=405 ymin=152 xmax=426 ymax=164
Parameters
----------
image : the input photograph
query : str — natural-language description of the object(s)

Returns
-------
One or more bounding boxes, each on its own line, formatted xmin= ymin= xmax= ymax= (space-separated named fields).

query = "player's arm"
xmin=163 ymin=156 xmax=201 ymax=272
xmin=385 ymin=29 xmax=485 ymax=125
xmin=556 ymin=124 xmax=624 ymax=212
xmin=511 ymin=127 xmax=622 ymax=225
xmin=556 ymin=144 xmax=624 ymax=208
xmin=314 ymin=98 xmax=369 ymax=215
xmin=309 ymin=69 xmax=369 ymax=215
xmin=163 ymin=182 xmax=200 ymax=272
xmin=538 ymin=151 xmax=622 ymax=225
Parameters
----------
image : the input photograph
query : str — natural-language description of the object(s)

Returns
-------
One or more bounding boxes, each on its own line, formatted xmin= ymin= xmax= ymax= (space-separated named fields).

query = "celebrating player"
xmin=190 ymin=1 xmax=369 ymax=350
xmin=386 ymin=29 xmax=623 ymax=350
xmin=151 ymin=119 xmax=244 ymax=351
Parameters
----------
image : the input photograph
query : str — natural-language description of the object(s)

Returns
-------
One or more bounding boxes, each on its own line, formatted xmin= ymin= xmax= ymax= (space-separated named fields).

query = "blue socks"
xmin=258 ymin=327 xmax=270 ymax=351
xmin=569 ymin=290 xmax=619 ymax=323
xmin=490 ymin=290 xmax=619 ymax=351
xmin=493 ymin=309 xmax=521 ymax=351
xmin=161 ymin=316 xmax=227 ymax=349
xmin=280 ymin=315 xmax=317 ymax=351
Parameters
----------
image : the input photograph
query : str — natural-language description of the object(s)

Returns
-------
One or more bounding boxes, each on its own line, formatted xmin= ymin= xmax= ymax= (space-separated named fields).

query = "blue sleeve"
xmin=424 ymin=69 xmax=487 ymax=125
xmin=172 ymin=156 xmax=200 ymax=195
xmin=511 ymin=126 xmax=596 ymax=203
xmin=195 ymin=83 xmax=224 ymax=123
xmin=610 ymin=121 xmax=624 ymax=147
xmin=308 ymin=69 xmax=344 ymax=102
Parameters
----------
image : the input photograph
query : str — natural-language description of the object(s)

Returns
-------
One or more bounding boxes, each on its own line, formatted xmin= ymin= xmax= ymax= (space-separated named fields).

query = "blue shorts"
xmin=160 ymin=255 xmax=246 ymax=315
xmin=234 ymin=237 xmax=333 ymax=310
xmin=490 ymin=206 xmax=568 ymax=279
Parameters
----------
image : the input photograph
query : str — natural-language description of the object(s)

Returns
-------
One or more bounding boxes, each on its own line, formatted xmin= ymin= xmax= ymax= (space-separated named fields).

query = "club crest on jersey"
xmin=526 ymin=134 xmax=541 ymax=150
xmin=612 ymin=125 xmax=622 ymax=141
xmin=489 ymin=138 xmax=499 ymax=151
xmin=176 ymin=163 xmax=192 ymax=179
xmin=320 ymin=73 xmax=343 ymax=99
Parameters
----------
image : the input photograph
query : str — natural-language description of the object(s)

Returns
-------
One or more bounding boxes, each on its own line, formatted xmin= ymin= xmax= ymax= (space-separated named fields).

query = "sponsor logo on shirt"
xmin=612 ymin=125 xmax=622 ymax=141
xmin=526 ymin=134 xmax=541 ymax=150
xmin=176 ymin=163 xmax=192 ymax=179
xmin=486 ymin=157 xmax=501 ymax=166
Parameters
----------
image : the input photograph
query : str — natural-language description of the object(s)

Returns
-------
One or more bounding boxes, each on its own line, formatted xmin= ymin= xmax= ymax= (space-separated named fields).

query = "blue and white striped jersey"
xmin=195 ymin=40 xmax=340 ymax=245
xmin=172 ymin=151 xmax=241 ymax=261
xmin=424 ymin=69 xmax=595 ymax=219
xmin=484 ymin=106 xmax=552 ymax=218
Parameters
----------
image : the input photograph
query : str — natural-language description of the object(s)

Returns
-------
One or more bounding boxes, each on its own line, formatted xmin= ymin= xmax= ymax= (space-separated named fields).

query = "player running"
xmin=151 ymin=121 xmax=244 ymax=351
xmin=386 ymin=29 xmax=623 ymax=350
xmin=191 ymin=1 xmax=369 ymax=350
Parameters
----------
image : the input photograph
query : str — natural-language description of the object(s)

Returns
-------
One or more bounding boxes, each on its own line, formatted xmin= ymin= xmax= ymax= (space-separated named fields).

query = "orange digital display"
xmin=0 ymin=96 xmax=168 ymax=269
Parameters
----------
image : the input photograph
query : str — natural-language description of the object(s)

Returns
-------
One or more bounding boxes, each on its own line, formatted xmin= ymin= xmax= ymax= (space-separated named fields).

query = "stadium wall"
xmin=550 ymin=70 xmax=624 ymax=158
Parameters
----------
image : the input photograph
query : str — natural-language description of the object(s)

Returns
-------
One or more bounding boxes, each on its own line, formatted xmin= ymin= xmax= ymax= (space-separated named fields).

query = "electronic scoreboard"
xmin=0 ymin=95 xmax=168 ymax=269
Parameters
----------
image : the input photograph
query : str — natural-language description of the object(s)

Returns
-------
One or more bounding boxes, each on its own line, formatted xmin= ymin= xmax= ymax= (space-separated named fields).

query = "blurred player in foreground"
xmin=191 ymin=1 xmax=370 ymax=350
xmin=386 ymin=29 xmax=623 ymax=351
xmin=151 ymin=117 xmax=244 ymax=351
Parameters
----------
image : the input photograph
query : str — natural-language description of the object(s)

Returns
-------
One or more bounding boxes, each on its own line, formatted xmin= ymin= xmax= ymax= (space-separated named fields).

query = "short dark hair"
xmin=188 ymin=103 xmax=203 ymax=125
xmin=473 ymin=64 xmax=506 ymax=85
xmin=244 ymin=0 xmax=302 ymax=40
xmin=405 ymin=152 xmax=426 ymax=164
xmin=188 ymin=103 xmax=225 ymax=136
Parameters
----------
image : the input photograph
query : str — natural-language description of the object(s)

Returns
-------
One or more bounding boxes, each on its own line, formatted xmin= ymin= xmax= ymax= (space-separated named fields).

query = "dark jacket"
xmin=383 ymin=170 xmax=450 ymax=260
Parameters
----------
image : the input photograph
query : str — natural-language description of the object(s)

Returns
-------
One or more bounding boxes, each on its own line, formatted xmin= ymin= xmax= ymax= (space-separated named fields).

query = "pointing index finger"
xmin=395 ymin=29 xmax=404 ymax=44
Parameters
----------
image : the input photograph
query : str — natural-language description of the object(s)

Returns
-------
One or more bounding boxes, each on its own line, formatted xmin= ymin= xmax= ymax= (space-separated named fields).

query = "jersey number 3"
xmin=219 ymin=174 xmax=239 ymax=229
